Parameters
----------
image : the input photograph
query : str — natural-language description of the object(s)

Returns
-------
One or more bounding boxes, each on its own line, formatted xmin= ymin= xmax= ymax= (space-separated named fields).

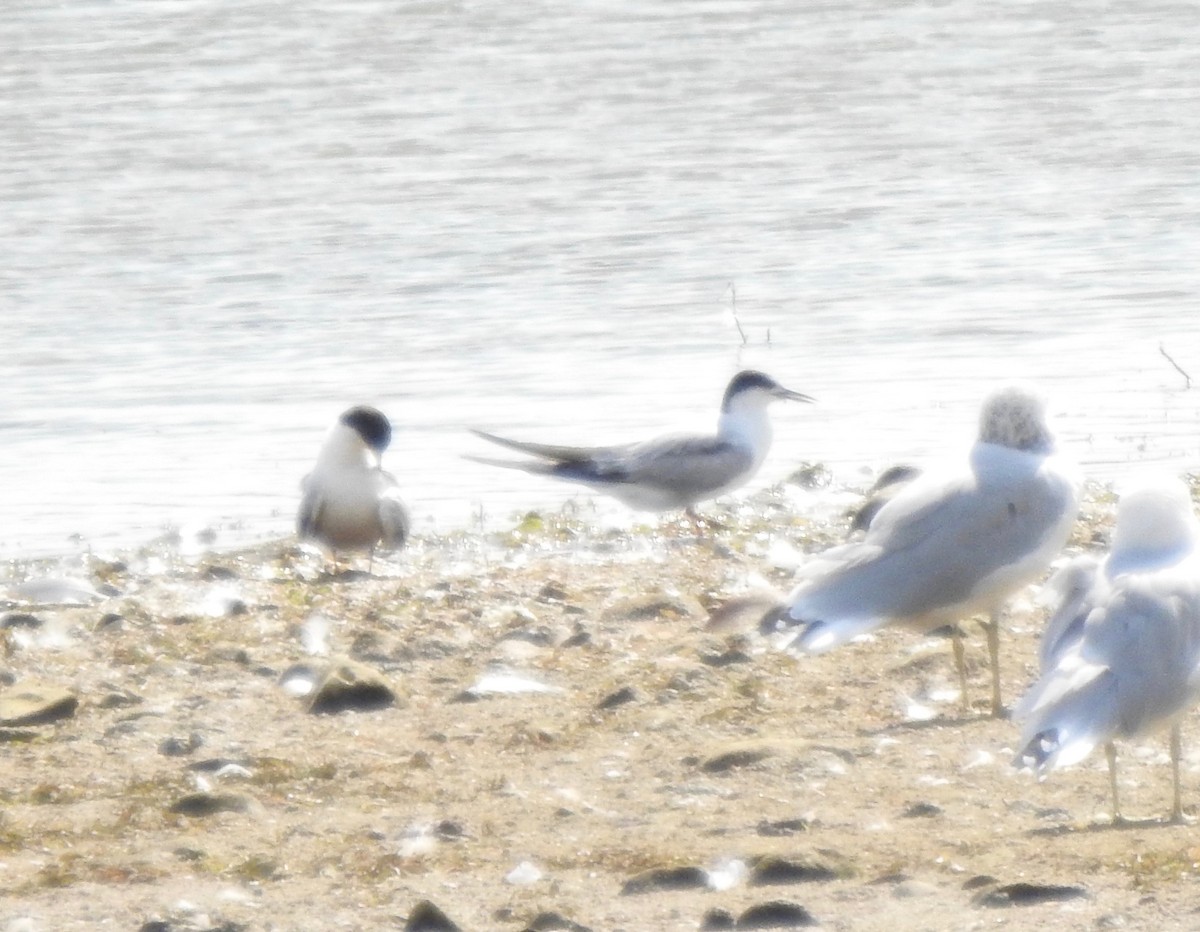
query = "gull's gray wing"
xmin=787 ymin=449 xmax=1077 ymax=648
xmin=1015 ymin=574 xmax=1200 ymax=769
xmin=1037 ymin=555 xmax=1104 ymax=670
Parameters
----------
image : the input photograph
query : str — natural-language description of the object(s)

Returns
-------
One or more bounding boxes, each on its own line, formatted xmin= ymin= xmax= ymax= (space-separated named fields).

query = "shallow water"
xmin=2 ymin=0 xmax=1199 ymax=558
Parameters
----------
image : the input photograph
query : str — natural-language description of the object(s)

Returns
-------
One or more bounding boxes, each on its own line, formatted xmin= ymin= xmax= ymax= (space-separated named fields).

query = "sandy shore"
xmin=3 ymin=478 xmax=1200 ymax=932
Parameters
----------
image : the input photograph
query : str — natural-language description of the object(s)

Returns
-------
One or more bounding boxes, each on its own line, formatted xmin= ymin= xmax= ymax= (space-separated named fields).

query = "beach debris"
xmin=504 ymin=860 xmax=543 ymax=885
xmin=300 ymin=613 xmax=331 ymax=656
xmin=455 ymin=670 xmax=563 ymax=702
xmin=279 ymin=663 xmax=322 ymax=697
xmin=197 ymin=587 xmax=247 ymax=618
xmin=0 ymin=682 xmax=78 ymax=726
xmin=706 ymin=857 xmax=749 ymax=891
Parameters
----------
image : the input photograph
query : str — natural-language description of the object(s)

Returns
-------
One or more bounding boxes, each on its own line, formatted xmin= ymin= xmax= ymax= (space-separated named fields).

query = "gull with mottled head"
xmin=765 ymin=384 xmax=1079 ymax=717
xmin=298 ymin=405 xmax=411 ymax=566
xmin=1014 ymin=475 xmax=1200 ymax=823
xmin=468 ymin=370 xmax=814 ymax=522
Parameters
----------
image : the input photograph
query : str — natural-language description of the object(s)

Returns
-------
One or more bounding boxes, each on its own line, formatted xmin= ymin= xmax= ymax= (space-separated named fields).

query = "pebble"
xmin=168 ymin=792 xmax=252 ymax=818
xmin=749 ymin=856 xmax=839 ymax=886
xmin=894 ymin=879 xmax=939 ymax=898
xmin=306 ymin=659 xmax=397 ymax=715
xmin=620 ymin=865 xmax=709 ymax=895
xmin=735 ymin=900 xmax=819 ymax=928
xmin=596 ymin=686 xmax=638 ymax=710
xmin=520 ymin=911 xmax=591 ymax=931
xmin=160 ymin=733 xmax=205 ymax=757
xmin=10 ymin=577 xmax=106 ymax=605
xmin=0 ymin=682 xmax=78 ymax=726
xmin=972 ymin=881 xmax=1089 ymax=908
xmin=404 ymin=899 xmax=462 ymax=932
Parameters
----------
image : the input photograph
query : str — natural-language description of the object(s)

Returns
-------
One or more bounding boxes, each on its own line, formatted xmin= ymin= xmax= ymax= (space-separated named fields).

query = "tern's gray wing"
xmin=511 ymin=434 xmax=757 ymax=511
xmin=786 ymin=453 xmax=1076 ymax=650
xmin=469 ymin=429 xmax=600 ymax=464
xmin=469 ymin=429 xmax=754 ymax=507
xmin=377 ymin=470 xmax=410 ymax=550
xmin=297 ymin=473 xmax=323 ymax=540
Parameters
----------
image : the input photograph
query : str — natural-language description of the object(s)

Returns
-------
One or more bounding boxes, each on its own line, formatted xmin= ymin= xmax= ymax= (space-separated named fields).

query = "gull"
xmin=765 ymin=385 xmax=1079 ymax=717
xmin=1014 ymin=475 xmax=1200 ymax=824
xmin=468 ymin=370 xmax=813 ymax=522
xmin=297 ymin=405 xmax=410 ymax=566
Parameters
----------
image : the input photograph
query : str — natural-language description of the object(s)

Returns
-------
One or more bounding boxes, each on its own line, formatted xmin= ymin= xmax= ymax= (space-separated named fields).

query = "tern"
xmin=468 ymin=370 xmax=814 ymax=521
xmin=1014 ymin=475 xmax=1200 ymax=824
xmin=298 ymin=405 xmax=411 ymax=565
xmin=765 ymin=384 xmax=1080 ymax=717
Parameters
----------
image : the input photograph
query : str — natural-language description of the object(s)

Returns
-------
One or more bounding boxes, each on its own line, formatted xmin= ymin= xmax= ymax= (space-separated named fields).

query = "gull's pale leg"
xmin=985 ymin=614 xmax=1003 ymax=718
xmin=1170 ymin=723 xmax=1186 ymax=824
xmin=1106 ymin=742 xmax=1123 ymax=825
xmin=951 ymin=629 xmax=969 ymax=713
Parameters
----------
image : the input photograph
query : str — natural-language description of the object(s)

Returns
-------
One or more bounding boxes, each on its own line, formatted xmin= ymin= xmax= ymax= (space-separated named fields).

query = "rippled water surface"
xmin=2 ymin=0 xmax=1199 ymax=558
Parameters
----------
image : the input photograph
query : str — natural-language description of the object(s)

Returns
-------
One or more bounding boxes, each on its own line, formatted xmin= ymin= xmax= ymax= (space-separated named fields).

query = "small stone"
xmin=749 ymin=856 xmax=838 ymax=886
xmin=699 ymin=647 xmax=752 ymax=667
xmin=699 ymin=908 xmax=736 ymax=931
xmin=160 ymin=733 xmax=204 ymax=757
xmin=894 ymin=880 xmax=939 ymax=898
xmin=973 ymin=882 xmax=1089 ymax=908
xmin=168 ymin=792 xmax=252 ymax=818
xmin=521 ymin=910 xmax=592 ymax=931
xmin=306 ymin=660 xmax=396 ymax=715
xmin=96 ymin=613 xmax=124 ymax=631
xmin=0 ymin=613 xmax=42 ymax=630
xmin=405 ymin=899 xmax=462 ymax=932
xmin=602 ymin=591 xmax=705 ymax=623
xmin=11 ymin=577 xmax=105 ymax=605
xmin=902 ymin=801 xmax=943 ymax=818
xmin=756 ymin=818 xmax=810 ymax=837
xmin=620 ymin=865 xmax=709 ymax=896
xmin=701 ymin=745 xmax=773 ymax=774
xmin=0 ymin=682 xmax=78 ymax=726
xmin=596 ymin=686 xmax=638 ymax=710
xmin=737 ymin=901 xmax=819 ymax=928
xmin=435 ymin=820 xmax=465 ymax=840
